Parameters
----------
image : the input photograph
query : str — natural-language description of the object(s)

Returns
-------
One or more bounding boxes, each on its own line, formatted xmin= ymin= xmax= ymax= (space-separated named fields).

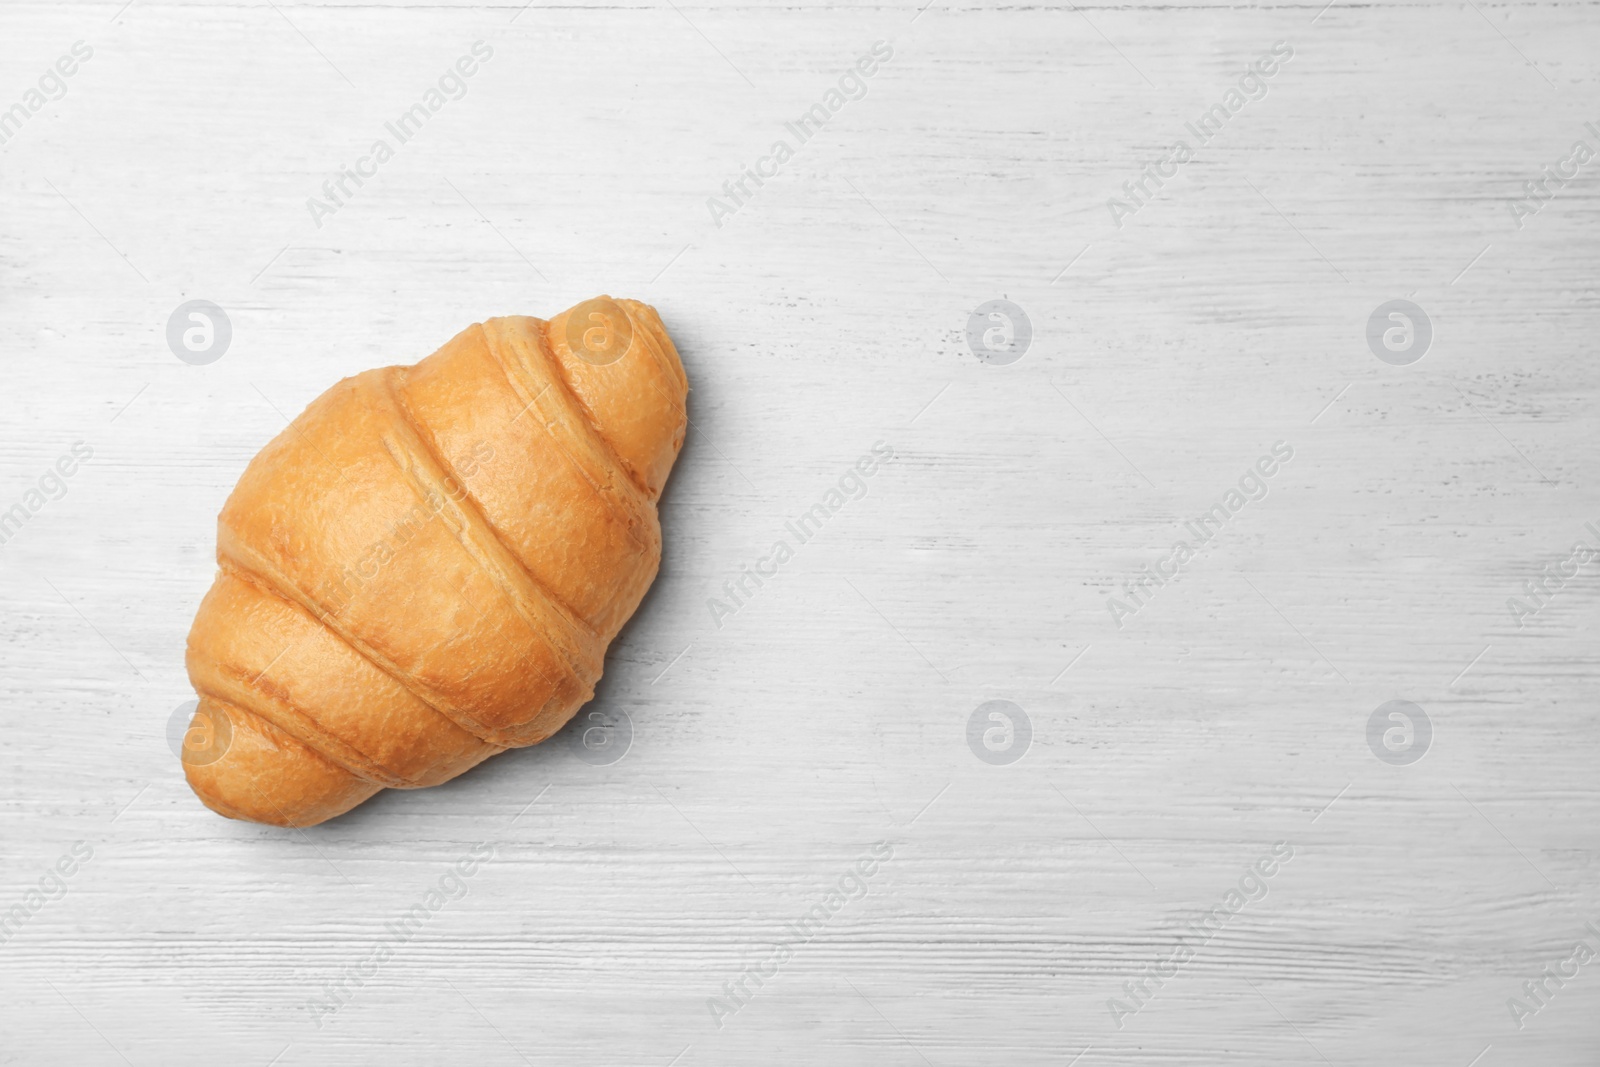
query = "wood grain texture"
xmin=1 ymin=0 xmax=1598 ymax=1064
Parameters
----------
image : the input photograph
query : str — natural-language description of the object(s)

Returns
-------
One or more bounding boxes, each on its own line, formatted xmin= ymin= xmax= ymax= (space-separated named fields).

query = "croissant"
xmin=178 ymin=296 xmax=687 ymax=827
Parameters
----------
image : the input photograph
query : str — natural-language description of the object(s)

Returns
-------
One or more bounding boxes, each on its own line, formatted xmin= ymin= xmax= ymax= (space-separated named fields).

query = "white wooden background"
xmin=2 ymin=0 xmax=1598 ymax=1063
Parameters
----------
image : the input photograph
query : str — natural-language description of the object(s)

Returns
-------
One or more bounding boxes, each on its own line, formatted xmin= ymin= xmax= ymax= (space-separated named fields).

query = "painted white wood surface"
xmin=2 ymin=0 xmax=1598 ymax=1063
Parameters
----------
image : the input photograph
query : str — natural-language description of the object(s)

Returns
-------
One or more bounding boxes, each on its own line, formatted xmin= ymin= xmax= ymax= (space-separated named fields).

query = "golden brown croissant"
xmin=178 ymin=296 xmax=687 ymax=827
